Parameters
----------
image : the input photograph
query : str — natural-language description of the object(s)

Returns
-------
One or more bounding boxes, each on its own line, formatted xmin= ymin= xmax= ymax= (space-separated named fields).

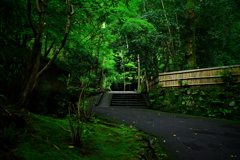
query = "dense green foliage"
xmin=1 ymin=0 xmax=240 ymax=99
xmin=148 ymin=84 xmax=240 ymax=120
xmin=1 ymin=0 xmax=240 ymax=159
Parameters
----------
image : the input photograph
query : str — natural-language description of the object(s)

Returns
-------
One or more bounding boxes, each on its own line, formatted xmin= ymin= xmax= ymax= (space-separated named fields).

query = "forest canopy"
xmin=0 ymin=0 xmax=240 ymax=105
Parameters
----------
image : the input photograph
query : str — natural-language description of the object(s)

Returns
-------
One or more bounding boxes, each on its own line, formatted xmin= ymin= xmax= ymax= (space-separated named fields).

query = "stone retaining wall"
xmin=148 ymin=85 xmax=240 ymax=120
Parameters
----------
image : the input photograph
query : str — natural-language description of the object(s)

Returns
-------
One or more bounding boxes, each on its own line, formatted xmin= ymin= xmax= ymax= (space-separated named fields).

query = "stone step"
xmin=111 ymin=101 xmax=146 ymax=105
xmin=111 ymin=104 xmax=147 ymax=107
xmin=112 ymin=99 xmax=144 ymax=101
xmin=112 ymin=96 xmax=143 ymax=98
xmin=110 ymin=106 xmax=146 ymax=108
xmin=111 ymin=100 xmax=145 ymax=103
xmin=110 ymin=93 xmax=148 ymax=108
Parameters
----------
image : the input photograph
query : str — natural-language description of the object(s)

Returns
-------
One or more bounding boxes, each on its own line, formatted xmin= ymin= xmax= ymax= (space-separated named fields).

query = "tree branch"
xmin=44 ymin=40 xmax=55 ymax=57
xmin=35 ymin=0 xmax=41 ymax=13
xmin=27 ymin=0 xmax=37 ymax=37
xmin=35 ymin=1 xmax=74 ymax=82
xmin=58 ymin=125 xmax=71 ymax=133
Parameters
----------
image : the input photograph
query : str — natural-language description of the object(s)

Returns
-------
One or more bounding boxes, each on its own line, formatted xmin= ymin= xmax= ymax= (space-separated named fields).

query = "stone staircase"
xmin=110 ymin=93 xmax=149 ymax=108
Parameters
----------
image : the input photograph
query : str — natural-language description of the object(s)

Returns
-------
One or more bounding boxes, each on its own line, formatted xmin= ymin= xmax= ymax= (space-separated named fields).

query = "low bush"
xmin=148 ymin=85 xmax=240 ymax=120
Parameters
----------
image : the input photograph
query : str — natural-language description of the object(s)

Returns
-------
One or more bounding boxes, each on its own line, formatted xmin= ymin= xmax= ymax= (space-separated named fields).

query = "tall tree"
xmin=19 ymin=0 xmax=74 ymax=108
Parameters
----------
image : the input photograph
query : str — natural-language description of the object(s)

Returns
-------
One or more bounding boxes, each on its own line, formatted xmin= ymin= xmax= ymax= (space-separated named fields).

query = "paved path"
xmin=93 ymin=92 xmax=240 ymax=160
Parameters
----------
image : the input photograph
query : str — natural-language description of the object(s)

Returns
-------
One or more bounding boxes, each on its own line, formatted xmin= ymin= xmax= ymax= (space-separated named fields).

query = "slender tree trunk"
xmin=175 ymin=13 xmax=181 ymax=47
xmin=173 ymin=0 xmax=181 ymax=47
xmin=137 ymin=54 xmax=141 ymax=91
xmin=144 ymin=72 xmax=149 ymax=92
xmin=162 ymin=50 xmax=170 ymax=72
xmin=98 ymin=56 xmax=104 ymax=89
xmin=185 ymin=0 xmax=196 ymax=69
xmin=160 ymin=0 xmax=171 ymax=38
xmin=121 ymin=50 xmax=126 ymax=91
xmin=123 ymin=35 xmax=129 ymax=91
xmin=160 ymin=0 xmax=177 ymax=71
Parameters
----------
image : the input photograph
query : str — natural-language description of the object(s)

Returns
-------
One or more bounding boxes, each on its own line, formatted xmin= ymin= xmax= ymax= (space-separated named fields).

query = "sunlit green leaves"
xmin=120 ymin=18 xmax=156 ymax=35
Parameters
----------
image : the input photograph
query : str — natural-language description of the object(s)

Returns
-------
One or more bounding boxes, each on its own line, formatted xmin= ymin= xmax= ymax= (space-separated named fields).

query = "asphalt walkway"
xmin=93 ymin=91 xmax=240 ymax=160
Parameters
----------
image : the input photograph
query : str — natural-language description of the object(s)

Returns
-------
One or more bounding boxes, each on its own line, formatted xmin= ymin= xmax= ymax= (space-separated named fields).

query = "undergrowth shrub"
xmin=29 ymin=90 xmax=76 ymax=117
xmin=0 ymin=124 xmax=16 ymax=151
xmin=62 ymin=78 xmax=95 ymax=147
xmin=66 ymin=104 xmax=93 ymax=147
xmin=148 ymin=85 xmax=240 ymax=120
xmin=0 ymin=95 xmax=28 ymax=159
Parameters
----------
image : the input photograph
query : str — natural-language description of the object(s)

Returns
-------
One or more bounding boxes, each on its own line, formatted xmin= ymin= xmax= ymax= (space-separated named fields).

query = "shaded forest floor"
xmin=1 ymin=113 xmax=168 ymax=160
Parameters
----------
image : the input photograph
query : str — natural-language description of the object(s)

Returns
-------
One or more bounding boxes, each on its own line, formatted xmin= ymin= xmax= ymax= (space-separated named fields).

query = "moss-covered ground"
xmin=12 ymin=113 xmax=168 ymax=160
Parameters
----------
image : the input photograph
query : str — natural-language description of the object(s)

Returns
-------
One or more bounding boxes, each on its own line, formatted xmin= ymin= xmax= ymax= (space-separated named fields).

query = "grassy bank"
xmin=9 ymin=113 xmax=167 ymax=160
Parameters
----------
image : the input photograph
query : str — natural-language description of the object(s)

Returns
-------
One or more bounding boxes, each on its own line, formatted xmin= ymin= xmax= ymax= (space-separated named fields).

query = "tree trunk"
xmin=160 ymin=0 xmax=176 ymax=71
xmin=122 ymin=50 xmax=126 ymax=91
xmin=98 ymin=56 xmax=104 ymax=89
xmin=185 ymin=0 xmax=196 ymax=69
xmin=123 ymin=35 xmax=129 ymax=91
xmin=137 ymin=54 xmax=141 ymax=91
xmin=20 ymin=0 xmax=46 ymax=108
xmin=36 ymin=1 xmax=74 ymax=81
xmin=19 ymin=0 xmax=74 ymax=108
xmin=162 ymin=51 xmax=170 ymax=72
